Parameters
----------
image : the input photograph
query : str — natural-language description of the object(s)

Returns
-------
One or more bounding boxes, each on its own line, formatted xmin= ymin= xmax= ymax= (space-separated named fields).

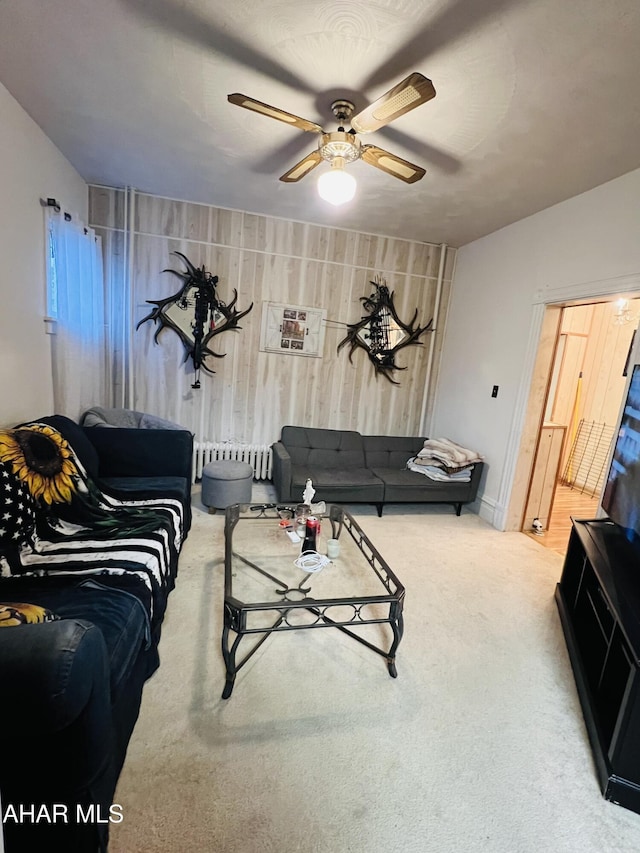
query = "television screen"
xmin=602 ymin=363 xmax=640 ymax=542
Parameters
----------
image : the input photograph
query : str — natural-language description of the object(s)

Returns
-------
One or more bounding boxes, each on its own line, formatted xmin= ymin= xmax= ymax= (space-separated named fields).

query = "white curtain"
xmin=47 ymin=208 xmax=108 ymax=419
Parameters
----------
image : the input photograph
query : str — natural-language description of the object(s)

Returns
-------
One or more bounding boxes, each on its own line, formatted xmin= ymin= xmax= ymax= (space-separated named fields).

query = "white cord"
xmin=294 ymin=551 xmax=330 ymax=573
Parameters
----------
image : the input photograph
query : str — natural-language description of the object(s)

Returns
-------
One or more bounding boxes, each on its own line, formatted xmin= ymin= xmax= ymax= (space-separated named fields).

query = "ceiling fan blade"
xmin=361 ymin=145 xmax=426 ymax=184
xmin=280 ymin=151 xmax=323 ymax=183
xmin=228 ymin=94 xmax=323 ymax=134
xmin=351 ymin=73 xmax=436 ymax=135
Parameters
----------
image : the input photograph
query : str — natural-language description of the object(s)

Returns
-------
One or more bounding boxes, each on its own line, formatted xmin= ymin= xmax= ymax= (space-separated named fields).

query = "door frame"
xmin=497 ymin=273 xmax=640 ymax=532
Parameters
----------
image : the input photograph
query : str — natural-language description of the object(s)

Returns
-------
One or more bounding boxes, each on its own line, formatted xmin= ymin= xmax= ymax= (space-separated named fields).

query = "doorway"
xmin=522 ymin=296 xmax=639 ymax=555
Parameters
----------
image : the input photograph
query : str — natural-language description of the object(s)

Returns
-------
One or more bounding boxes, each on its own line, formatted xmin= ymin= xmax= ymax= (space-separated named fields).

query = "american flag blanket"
xmin=0 ymin=422 xmax=185 ymax=628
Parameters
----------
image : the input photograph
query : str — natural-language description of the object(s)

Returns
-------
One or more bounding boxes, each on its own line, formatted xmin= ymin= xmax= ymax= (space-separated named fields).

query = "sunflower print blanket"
xmin=0 ymin=602 xmax=58 ymax=626
xmin=0 ymin=422 xmax=185 ymax=628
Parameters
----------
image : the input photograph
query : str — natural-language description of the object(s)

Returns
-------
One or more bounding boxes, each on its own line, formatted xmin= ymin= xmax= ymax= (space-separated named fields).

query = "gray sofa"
xmin=272 ymin=426 xmax=483 ymax=516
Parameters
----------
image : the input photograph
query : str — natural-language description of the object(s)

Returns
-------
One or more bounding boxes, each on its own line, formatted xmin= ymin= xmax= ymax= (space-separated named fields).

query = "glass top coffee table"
xmin=221 ymin=503 xmax=405 ymax=698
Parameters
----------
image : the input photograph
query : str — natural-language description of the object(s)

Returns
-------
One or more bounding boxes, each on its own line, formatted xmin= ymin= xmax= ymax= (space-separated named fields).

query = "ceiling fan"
xmin=228 ymin=72 xmax=436 ymax=204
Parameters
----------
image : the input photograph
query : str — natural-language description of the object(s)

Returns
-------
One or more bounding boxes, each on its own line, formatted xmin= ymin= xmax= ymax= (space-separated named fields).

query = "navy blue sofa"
xmin=0 ymin=415 xmax=192 ymax=852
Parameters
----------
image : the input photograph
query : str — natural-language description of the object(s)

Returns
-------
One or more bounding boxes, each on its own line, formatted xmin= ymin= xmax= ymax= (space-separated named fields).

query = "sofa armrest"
xmin=84 ymin=427 xmax=193 ymax=480
xmin=0 ymin=618 xmax=117 ymax=847
xmin=467 ymin=460 xmax=484 ymax=500
xmin=271 ymin=441 xmax=292 ymax=501
xmin=0 ymin=619 xmax=109 ymax=732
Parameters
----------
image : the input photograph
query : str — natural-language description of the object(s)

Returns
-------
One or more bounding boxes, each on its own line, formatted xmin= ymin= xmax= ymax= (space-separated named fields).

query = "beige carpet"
xmin=109 ymin=491 xmax=640 ymax=852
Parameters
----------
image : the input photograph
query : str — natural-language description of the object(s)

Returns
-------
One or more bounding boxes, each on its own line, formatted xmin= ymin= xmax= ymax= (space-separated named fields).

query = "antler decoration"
xmin=337 ymin=276 xmax=432 ymax=385
xmin=137 ymin=251 xmax=253 ymax=388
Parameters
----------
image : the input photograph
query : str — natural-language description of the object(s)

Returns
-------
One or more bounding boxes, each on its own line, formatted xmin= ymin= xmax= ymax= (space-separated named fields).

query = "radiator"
xmin=193 ymin=441 xmax=273 ymax=482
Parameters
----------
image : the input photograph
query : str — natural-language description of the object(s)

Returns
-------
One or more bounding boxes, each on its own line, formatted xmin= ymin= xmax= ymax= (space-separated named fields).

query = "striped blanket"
xmin=0 ymin=422 xmax=184 ymax=628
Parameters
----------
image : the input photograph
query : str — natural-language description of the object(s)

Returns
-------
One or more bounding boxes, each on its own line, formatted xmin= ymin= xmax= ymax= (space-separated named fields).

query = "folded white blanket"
xmin=410 ymin=454 xmax=443 ymax=467
xmin=417 ymin=437 xmax=483 ymax=468
xmin=407 ymin=458 xmax=472 ymax=482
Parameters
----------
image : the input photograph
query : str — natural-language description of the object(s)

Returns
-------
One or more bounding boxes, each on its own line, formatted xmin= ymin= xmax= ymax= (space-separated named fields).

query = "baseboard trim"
xmin=474 ymin=494 xmax=498 ymax=527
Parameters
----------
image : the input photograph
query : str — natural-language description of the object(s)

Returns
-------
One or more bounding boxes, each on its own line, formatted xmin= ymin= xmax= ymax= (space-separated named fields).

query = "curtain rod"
xmin=40 ymin=197 xmax=72 ymax=221
xmin=41 ymin=197 xmax=92 ymax=235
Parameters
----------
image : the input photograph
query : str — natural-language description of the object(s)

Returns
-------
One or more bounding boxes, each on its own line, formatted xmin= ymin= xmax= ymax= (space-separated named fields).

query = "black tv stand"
xmin=556 ymin=517 xmax=640 ymax=814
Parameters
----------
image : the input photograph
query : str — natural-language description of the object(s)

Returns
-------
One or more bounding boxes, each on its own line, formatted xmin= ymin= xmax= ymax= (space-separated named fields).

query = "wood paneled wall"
xmin=89 ymin=187 xmax=454 ymax=446
xmin=578 ymin=300 xmax=639 ymax=426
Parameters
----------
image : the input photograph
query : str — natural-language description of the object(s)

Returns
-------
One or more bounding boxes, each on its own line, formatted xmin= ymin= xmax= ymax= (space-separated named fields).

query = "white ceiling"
xmin=1 ymin=0 xmax=640 ymax=247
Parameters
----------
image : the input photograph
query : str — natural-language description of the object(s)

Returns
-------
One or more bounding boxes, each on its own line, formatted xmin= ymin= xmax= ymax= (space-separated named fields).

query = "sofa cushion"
xmin=100 ymin=475 xmax=190 ymax=505
xmin=62 ymin=583 xmax=149 ymax=700
xmin=291 ymin=465 xmax=384 ymax=502
xmin=86 ymin=426 xmax=193 ymax=479
xmin=369 ymin=466 xmax=477 ymax=503
xmin=281 ymin=425 xmax=365 ymax=469
xmin=101 ymin=475 xmax=192 ymax=533
xmin=363 ymin=435 xmax=426 ymax=469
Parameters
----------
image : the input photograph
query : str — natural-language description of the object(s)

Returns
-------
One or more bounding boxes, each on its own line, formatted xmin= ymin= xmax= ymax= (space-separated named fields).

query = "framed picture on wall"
xmin=260 ymin=302 xmax=326 ymax=357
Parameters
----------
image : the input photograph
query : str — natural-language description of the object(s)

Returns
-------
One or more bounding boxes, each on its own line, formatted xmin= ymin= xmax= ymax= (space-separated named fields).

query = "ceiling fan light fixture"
xmin=317 ymin=157 xmax=356 ymax=206
xmin=319 ymin=131 xmax=360 ymax=163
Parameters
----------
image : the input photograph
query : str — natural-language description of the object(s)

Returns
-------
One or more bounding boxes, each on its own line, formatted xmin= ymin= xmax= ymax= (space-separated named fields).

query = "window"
xmin=45 ymin=207 xmax=108 ymax=417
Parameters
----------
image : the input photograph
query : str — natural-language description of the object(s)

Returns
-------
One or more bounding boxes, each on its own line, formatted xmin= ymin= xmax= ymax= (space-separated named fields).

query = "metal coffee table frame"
xmin=221 ymin=503 xmax=405 ymax=699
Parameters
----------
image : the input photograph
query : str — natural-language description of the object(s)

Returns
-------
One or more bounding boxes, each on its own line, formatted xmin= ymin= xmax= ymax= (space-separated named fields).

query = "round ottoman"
xmin=201 ymin=460 xmax=253 ymax=513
